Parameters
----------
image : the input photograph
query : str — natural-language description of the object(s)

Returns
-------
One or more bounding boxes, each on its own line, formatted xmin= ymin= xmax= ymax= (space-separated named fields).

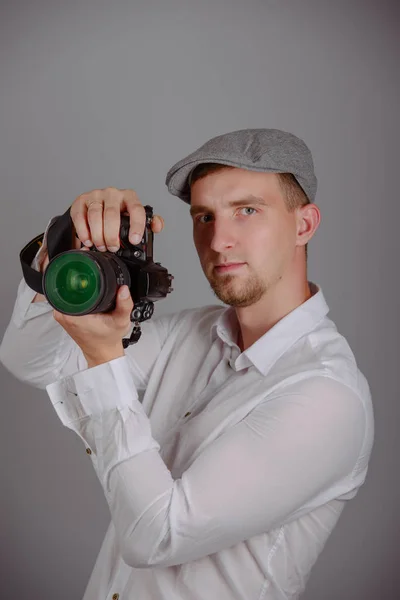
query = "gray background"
xmin=0 ymin=0 xmax=398 ymax=598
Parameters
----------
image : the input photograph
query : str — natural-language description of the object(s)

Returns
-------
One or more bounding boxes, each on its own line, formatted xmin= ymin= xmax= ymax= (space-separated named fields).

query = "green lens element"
xmin=44 ymin=252 xmax=102 ymax=314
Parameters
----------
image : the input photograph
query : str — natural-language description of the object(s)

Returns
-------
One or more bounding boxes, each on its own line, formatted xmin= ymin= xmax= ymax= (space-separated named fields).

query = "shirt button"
xmin=112 ymin=594 xmax=119 ymax=600
xmin=184 ymin=412 xmax=191 ymax=418
xmin=86 ymin=448 xmax=92 ymax=455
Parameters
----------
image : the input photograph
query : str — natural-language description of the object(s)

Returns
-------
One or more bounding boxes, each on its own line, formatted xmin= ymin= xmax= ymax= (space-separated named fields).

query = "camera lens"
xmin=44 ymin=252 xmax=102 ymax=314
xmin=43 ymin=250 xmax=130 ymax=315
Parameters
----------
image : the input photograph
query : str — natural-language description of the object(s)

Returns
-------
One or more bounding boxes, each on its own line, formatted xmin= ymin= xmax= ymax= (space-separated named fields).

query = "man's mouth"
xmin=214 ymin=262 xmax=246 ymax=273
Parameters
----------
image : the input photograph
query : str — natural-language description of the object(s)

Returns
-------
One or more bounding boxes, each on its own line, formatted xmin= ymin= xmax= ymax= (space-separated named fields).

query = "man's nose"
xmin=209 ymin=218 xmax=235 ymax=253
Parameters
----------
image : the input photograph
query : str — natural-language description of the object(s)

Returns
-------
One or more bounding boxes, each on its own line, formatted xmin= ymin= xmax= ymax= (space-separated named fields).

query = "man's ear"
xmin=296 ymin=203 xmax=321 ymax=246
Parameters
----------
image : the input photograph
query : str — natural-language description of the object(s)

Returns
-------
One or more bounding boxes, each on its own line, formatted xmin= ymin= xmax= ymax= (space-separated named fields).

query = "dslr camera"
xmin=20 ymin=204 xmax=174 ymax=347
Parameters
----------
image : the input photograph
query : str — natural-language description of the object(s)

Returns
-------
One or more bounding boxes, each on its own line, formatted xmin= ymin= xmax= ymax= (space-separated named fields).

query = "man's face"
xmin=190 ymin=168 xmax=300 ymax=307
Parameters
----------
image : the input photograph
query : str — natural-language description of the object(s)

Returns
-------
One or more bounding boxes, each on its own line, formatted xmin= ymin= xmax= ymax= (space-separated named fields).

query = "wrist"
xmin=84 ymin=345 xmax=125 ymax=368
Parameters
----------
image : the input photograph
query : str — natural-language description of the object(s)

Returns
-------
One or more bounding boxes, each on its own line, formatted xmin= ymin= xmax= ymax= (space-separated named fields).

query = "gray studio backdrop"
xmin=0 ymin=1 xmax=398 ymax=598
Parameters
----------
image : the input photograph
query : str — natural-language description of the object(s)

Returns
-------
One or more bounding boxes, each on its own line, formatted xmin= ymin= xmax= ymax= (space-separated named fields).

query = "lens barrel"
xmin=43 ymin=250 xmax=131 ymax=315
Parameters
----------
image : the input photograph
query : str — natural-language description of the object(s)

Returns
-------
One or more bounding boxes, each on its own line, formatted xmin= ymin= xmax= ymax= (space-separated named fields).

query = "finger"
xmin=72 ymin=231 xmax=91 ymax=251
xmin=151 ymin=214 xmax=164 ymax=233
xmin=121 ymin=190 xmax=146 ymax=245
xmin=103 ymin=200 xmax=122 ymax=252
xmin=115 ymin=285 xmax=133 ymax=323
xmin=87 ymin=200 xmax=106 ymax=250
xmin=73 ymin=234 xmax=82 ymax=250
xmin=74 ymin=239 xmax=91 ymax=250
xmin=70 ymin=193 xmax=98 ymax=247
xmin=73 ymin=227 xmax=88 ymax=250
xmin=119 ymin=285 xmax=131 ymax=301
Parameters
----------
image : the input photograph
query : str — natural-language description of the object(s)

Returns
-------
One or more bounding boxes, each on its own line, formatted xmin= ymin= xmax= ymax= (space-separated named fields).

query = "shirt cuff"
xmin=46 ymin=355 xmax=160 ymax=494
xmin=46 ymin=355 xmax=144 ymax=424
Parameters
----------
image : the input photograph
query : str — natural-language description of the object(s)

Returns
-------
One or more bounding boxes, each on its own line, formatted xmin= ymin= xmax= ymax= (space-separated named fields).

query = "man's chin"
xmin=213 ymin=291 xmax=258 ymax=308
xmin=208 ymin=282 xmax=254 ymax=307
xmin=206 ymin=273 xmax=265 ymax=307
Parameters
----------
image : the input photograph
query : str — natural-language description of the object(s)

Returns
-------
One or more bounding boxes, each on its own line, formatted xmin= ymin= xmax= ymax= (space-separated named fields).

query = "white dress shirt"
xmin=0 ymin=273 xmax=375 ymax=600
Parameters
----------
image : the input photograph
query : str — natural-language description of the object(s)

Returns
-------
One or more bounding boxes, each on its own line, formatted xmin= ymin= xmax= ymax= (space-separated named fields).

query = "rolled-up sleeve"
xmin=46 ymin=371 xmax=366 ymax=569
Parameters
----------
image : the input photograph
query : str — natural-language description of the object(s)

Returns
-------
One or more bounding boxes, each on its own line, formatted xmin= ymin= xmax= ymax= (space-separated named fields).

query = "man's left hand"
xmin=53 ymin=284 xmax=133 ymax=368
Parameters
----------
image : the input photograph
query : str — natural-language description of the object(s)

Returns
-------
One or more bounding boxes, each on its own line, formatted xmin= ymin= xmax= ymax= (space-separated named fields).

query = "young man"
xmin=0 ymin=129 xmax=374 ymax=600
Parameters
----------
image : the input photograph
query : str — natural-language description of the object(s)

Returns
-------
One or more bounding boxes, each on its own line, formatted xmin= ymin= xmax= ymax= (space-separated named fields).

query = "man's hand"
xmin=33 ymin=188 xmax=164 ymax=303
xmin=70 ymin=187 xmax=164 ymax=252
xmin=50 ymin=188 xmax=165 ymax=365
xmin=53 ymin=283 xmax=133 ymax=368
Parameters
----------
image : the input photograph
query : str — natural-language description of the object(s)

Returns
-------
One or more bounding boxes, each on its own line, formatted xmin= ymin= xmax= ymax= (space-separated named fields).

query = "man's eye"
xmin=239 ymin=207 xmax=256 ymax=216
xmin=197 ymin=214 xmax=213 ymax=224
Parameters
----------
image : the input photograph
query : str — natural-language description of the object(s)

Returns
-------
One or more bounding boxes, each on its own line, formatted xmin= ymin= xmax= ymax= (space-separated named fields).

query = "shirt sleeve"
xmin=45 ymin=366 xmax=367 ymax=569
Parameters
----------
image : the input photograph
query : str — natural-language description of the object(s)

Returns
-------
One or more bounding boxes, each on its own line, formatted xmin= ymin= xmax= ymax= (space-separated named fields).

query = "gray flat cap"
xmin=165 ymin=128 xmax=317 ymax=204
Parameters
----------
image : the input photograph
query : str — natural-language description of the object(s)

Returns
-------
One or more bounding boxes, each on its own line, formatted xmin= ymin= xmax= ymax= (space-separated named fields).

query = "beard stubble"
xmin=206 ymin=266 xmax=267 ymax=308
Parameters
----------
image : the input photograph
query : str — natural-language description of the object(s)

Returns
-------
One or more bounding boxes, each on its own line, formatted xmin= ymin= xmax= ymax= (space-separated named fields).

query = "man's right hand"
xmin=70 ymin=187 xmax=164 ymax=252
xmin=32 ymin=187 xmax=165 ymax=303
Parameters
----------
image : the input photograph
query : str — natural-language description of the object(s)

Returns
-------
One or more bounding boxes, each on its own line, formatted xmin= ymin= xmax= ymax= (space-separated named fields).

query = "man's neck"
xmin=235 ymin=279 xmax=312 ymax=352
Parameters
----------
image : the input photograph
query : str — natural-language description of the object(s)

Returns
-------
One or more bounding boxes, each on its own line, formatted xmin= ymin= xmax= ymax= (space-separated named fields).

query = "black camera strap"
xmin=20 ymin=205 xmax=73 ymax=295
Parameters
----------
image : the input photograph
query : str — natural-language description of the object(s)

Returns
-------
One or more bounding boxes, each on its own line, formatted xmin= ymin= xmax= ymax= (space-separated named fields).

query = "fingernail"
xmin=97 ymin=246 xmax=106 ymax=252
xmin=131 ymin=233 xmax=142 ymax=245
xmin=83 ymin=240 xmax=92 ymax=247
xmin=120 ymin=286 xmax=130 ymax=298
xmin=108 ymin=246 xmax=119 ymax=253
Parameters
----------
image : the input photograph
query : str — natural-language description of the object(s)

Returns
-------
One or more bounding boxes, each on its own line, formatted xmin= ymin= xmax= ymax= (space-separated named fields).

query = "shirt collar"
xmin=210 ymin=281 xmax=330 ymax=375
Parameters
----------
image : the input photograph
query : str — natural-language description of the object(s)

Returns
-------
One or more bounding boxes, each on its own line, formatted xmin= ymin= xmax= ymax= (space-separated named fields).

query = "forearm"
xmin=0 ymin=277 xmax=86 ymax=389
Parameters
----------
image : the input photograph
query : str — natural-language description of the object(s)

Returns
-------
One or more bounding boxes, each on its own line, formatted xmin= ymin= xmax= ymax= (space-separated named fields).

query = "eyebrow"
xmin=189 ymin=195 xmax=269 ymax=217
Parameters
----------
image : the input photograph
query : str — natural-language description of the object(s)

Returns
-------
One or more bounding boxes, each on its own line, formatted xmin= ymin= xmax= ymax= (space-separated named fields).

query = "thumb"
xmin=115 ymin=285 xmax=133 ymax=318
xmin=119 ymin=285 xmax=131 ymax=300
